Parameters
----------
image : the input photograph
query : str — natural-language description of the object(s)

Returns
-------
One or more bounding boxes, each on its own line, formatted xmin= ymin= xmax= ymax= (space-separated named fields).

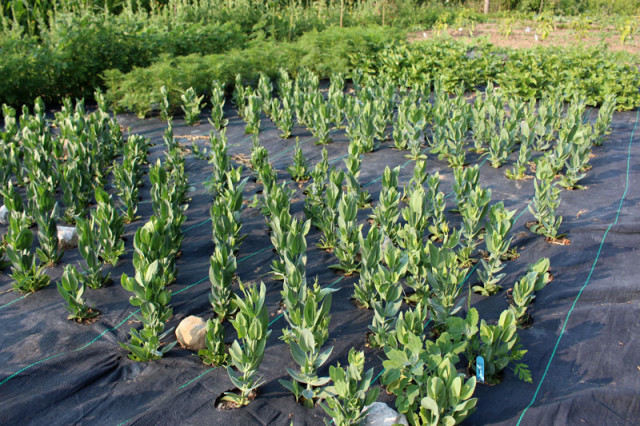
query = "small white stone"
xmin=363 ymin=402 xmax=409 ymax=426
xmin=525 ymin=26 xmax=531 ymax=32
xmin=57 ymin=226 xmax=78 ymax=249
xmin=0 ymin=205 xmax=9 ymax=225
xmin=176 ymin=316 xmax=207 ymax=351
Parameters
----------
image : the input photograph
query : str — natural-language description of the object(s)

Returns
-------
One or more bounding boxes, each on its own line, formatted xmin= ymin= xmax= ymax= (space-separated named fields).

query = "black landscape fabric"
xmin=0 ymin=106 xmax=639 ymax=426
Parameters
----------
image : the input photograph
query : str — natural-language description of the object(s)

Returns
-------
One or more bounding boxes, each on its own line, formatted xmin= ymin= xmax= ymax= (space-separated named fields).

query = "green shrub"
xmin=104 ymin=26 xmax=403 ymax=116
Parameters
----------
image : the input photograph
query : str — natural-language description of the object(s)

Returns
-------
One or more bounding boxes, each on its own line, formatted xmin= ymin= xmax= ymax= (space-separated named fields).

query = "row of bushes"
xmin=0 ymin=0 xmax=480 ymax=108
xmin=354 ymin=39 xmax=640 ymax=110
xmin=103 ymin=26 xmax=404 ymax=117
xmin=0 ymin=18 xmax=248 ymax=106
xmin=104 ymin=34 xmax=640 ymax=116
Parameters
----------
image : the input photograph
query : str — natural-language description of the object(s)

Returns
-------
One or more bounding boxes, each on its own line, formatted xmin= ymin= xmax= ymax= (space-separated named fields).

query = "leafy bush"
xmin=0 ymin=17 xmax=246 ymax=106
xmin=104 ymin=26 xmax=403 ymax=116
xmin=120 ymin=259 xmax=175 ymax=361
xmin=382 ymin=331 xmax=477 ymax=425
xmin=93 ymin=188 xmax=125 ymax=266
xmin=57 ymin=264 xmax=99 ymax=322
xmin=76 ymin=216 xmax=110 ymax=289
xmin=280 ymin=284 xmax=336 ymax=407
xmin=320 ymin=348 xmax=380 ymax=425
xmin=355 ymin=40 xmax=640 ymax=110
xmin=199 ymin=318 xmax=228 ymax=366
xmin=5 ymin=212 xmax=50 ymax=293
xmin=224 ymin=282 xmax=271 ymax=407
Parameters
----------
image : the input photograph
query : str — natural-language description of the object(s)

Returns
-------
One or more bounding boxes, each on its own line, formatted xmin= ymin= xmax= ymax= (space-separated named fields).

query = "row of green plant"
xmin=103 ymin=25 xmax=403 ymax=117
xmin=106 ymin=36 xmax=640 ymax=121
xmin=354 ymin=39 xmax=640 ymax=110
xmin=1 ymin=61 xmax=620 ymax=423
xmin=0 ymin=94 xmax=129 ymax=297
xmin=119 ymin=120 xmax=188 ymax=360
xmin=1 ymin=0 xmax=489 ymax=107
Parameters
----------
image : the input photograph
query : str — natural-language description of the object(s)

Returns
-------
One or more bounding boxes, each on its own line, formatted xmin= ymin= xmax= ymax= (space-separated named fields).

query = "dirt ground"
xmin=409 ymin=21 xmax=640 ymax=56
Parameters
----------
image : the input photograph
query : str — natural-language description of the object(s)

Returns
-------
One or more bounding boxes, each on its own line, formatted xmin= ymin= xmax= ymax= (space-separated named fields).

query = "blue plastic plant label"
xmin=476 ymin=356 xmax=485 ymax=384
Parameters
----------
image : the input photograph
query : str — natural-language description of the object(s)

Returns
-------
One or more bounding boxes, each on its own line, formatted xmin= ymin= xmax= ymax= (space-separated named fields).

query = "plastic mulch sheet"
xmin=0 ymin=106 xmax=638 ymax=425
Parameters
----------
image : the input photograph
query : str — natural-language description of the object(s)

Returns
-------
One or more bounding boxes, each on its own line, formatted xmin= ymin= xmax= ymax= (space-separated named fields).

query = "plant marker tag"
xmin=476 ymin=356 xmax=485 ymax=384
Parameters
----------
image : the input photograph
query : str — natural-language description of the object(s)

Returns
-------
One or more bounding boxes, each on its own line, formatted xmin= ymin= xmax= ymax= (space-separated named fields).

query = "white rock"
xmin=0 ymin=205 xmax=9 ymax=225
xmin=176 ymin=316 xmax=207 ymax=351
xmin=363 ymin=402 xmax=409 ymax=426
xmin=57 ymin=226 xmax=78 ymax=249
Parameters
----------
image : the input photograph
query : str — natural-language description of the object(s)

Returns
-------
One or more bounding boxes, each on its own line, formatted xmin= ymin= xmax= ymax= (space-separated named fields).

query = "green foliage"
xmin=224 ymin=282 xmax=271 ymax=407
xmin=592 ymin=94 xmax=616 ymax=147
xmin=355 ymin=40 xmax=640 ymax=111
xmin=243 ymin=93 xmax=262 ymax=135
xmin=210 ymin=177 xmax=247 ymax=253
xmin=382 ymin=331 xmax=476 ymax=425
xmin=120 ymin=301 xmax=176 ymax=362
xmin=287 ymin=138 xmax=310 ymax=182
xmin=506 ymin=121 xmax=534 ymax=180
xmin=60 ymin=161 xmax=92 ymax=224
xmin=93 ymin=188 xmax=125 ymax=266
xmin=464 ymin=309 xmax=532 ymax=384
xmin=353 ymin=226 xmax=383 ymax=309
xmin=557 ymin=119 xmax=592 ymax=190
xmin=198 ymin=318 xmax=228 ymax=366
xmin=34 ymin=187 xmax=63 ymax=266
xmin=317 ymin=171 xmax=344 ymax=250
xmin=132 ymin=216 xmax=179 ymax=287
xmin=0 ymin=11 xmax=248 ymax=108
xmin=5 ymin=212 xmax=50 ymax=293
xmin=368 ymin=243 xmax=408 ymax=349
xmin=1 ymin=181 xmax=24 ymax=216
xmin=160 ymin=85 xmax=171 ymax=121
xmin=529 ymin=257 xmax=552 ymax=291
xmin=343 ymin=142 xmax=370 ymax=208
xmin=280 ymin=284 xmax=336 ymax=407
xmin=206 ymin=129 xmax=231 ymax=195
xmin=208 ymin=243 xmax=237 ymax=322
xmin=180 ymin=87 xmax=204 ymax=125
xmin=57 ymin=264 xmax=99 ymax=322
xmin=458 ymin=187 xmax=491 ymax=266
xmin=209 ymin=80 xmax=228 ymax=130
xmin=271 ymin=96 xmax=294 ymax=139
xmin=320 ymin=348 xmax=380 ymax=426
xmin=426 ymin=173 xmax=449 ymax=241
xmin=616 ymin=17 xmax=637 ymax=45
xmin=331 ymin=192 xmax=362 ymax=275
xmin=528 ymin=158 xmax=564 ymax=240
xmin=509 ymin=271 xmax=537 ymax=326
xmin=475 ymin=202 xmax=516 ymax=296
xmin=327 ymin=73 xmax=346 ymax=128
xmin=257 ymin=72 xmax=273 ymax=116
xmin=76 ymin=216 xmax=110 ymax=289
xmin=369 ymin=166 xmax=401 ymax=242
xmin=426 ymin=239 xmax=469 ymax=331
xmin=308 ymin=92 xmax=333 ymax=145
xmin=105 ymin=27 xmax=403 ymax=116
xmin=113 ymin=136 xmax=146 ymax=223
xmin=303 ymin=148 xmax=329 ymax=226
xmin=120 ymin=259 xmax=175 ymax=361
